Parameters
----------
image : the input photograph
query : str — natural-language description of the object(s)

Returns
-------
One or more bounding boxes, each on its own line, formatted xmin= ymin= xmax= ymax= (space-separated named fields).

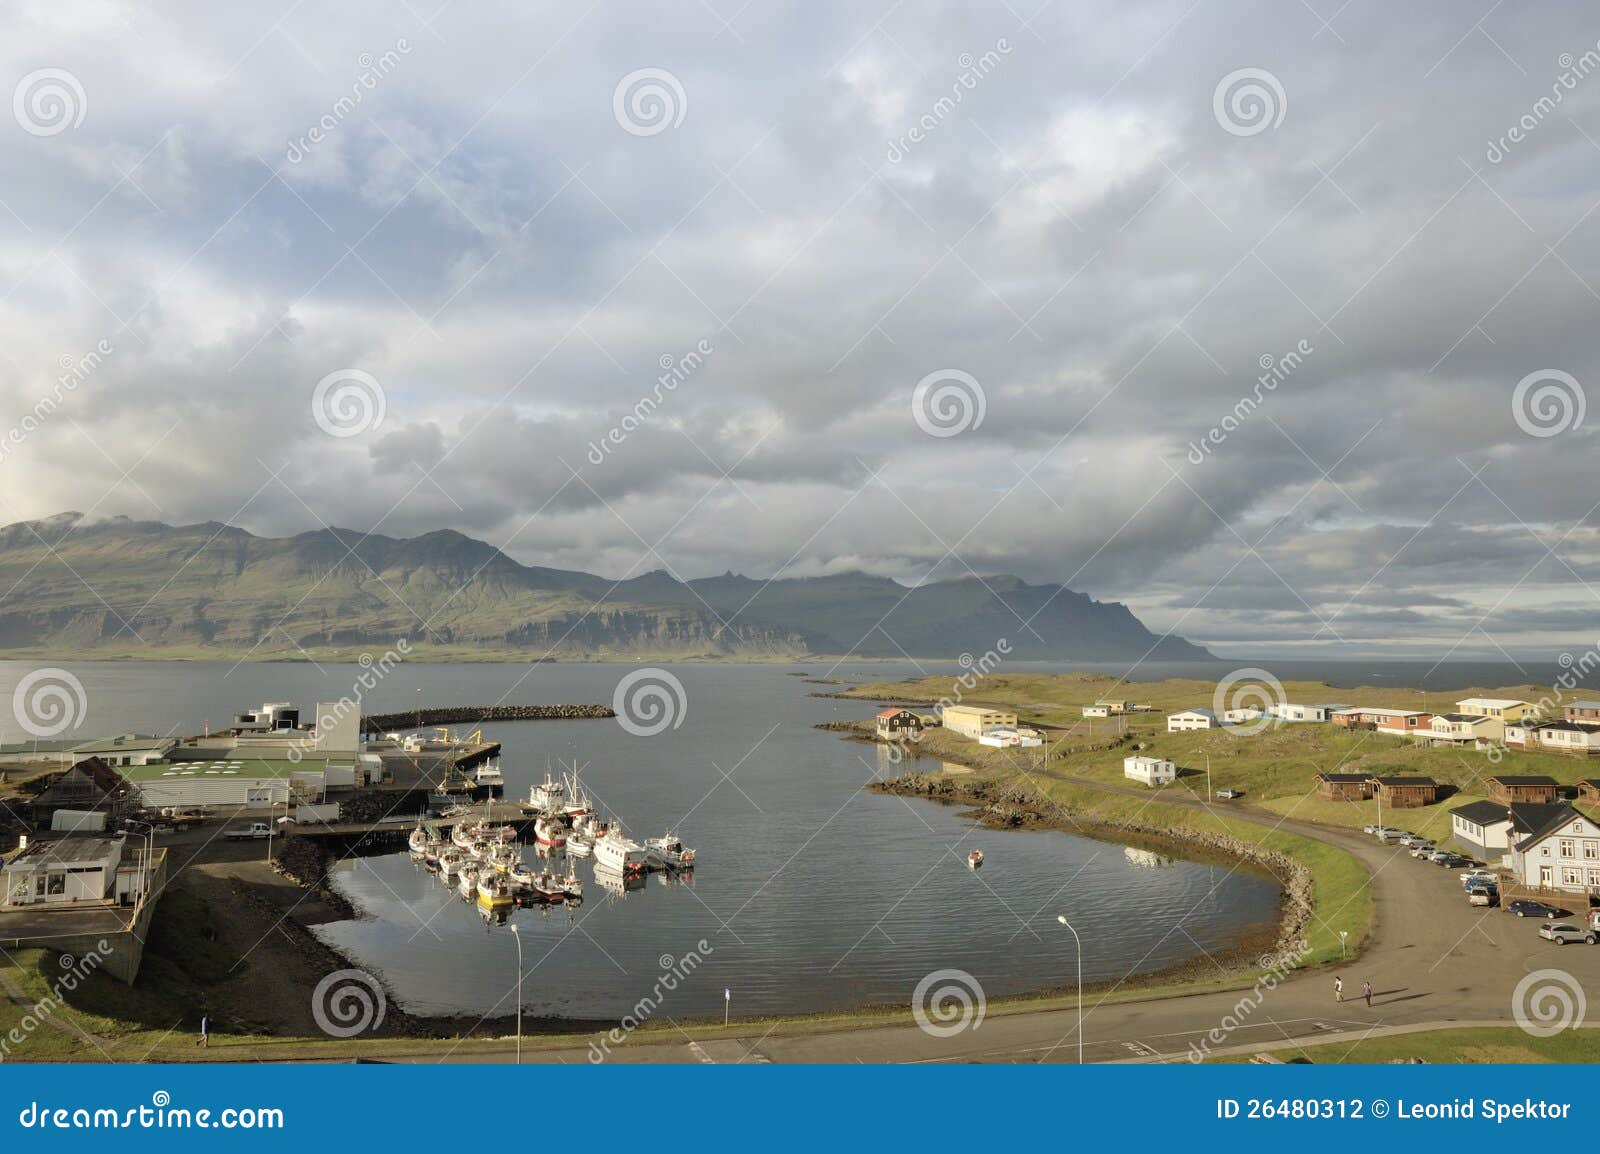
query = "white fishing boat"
xmin=486 ymin=842 xmax=520 ymax=875
xmin=439 ymin=849 xmax=465 ymax=881
xmin=565 ymin=829 xmax=595 ymax=858
xmin=644 ymin=830 xmax=696 ymax=870
xmin=562 ymin=771 xmax=593 ymax=818
xmin=507 ymin=859 xmax=536 ymax=890
xmin=408 ymin=825 xmax=432 ymax=858
xmin=561 ymin=871 xmax=583 ymax=899
xmin=534 ymin=814 xmax=567 ymax=849
xmin=530 ymin=771 xmax=566 ymax=812
xmin=967 ymin=849 xmax=984 ymax=869
xmin=475 ymin=759 xmax=504 ymax=787
xmin=451 ymin=823 xmax=477 ymax=851
xmin=457 ymin=863 xmax=481 ymax=899
xmin=594 ymin=827 xmax=647 ymax=875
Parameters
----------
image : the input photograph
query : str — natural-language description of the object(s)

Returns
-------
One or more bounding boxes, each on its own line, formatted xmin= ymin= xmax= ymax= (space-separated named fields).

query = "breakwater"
xmin=361 ymin=703 xmax=615 ymax=730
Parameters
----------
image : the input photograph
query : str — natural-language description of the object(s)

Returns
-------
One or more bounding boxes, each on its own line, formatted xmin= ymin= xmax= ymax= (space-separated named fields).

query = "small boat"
xmin=458 ymin=863 xmax=481 ymax=899
xmin=487 ymin=843 xmax=520 ymax=875
xmin=594 ymin=827 xmax=647 ymax=875
xmin=439 ymin=851 xmax=464 ymax=881
xmin=565 ymin=830 xmax=595 ymax=858
xmin=475 ymin=760 xmax=504 ymax=787
xmin=645 ymin=830 xmax=696 ymax=870
xmin=507 ymin=859 xmax=536 ymax=890
xmin=561 ymin=872 xmax=583 ymax=899
xmin=562 ymin=771 xmax=593 ymax=819
xmin=408 ymin=825 xmax=432 ymax=858
xmin=967 ymin=850 xmax=984 ymax=869
xmin=534 ymin=814 xmax=568 ymax=849
xmin=531 ymin=872 xmax=566 ymax=902
xmin=477 ymin=873 xmax=515 ymax=909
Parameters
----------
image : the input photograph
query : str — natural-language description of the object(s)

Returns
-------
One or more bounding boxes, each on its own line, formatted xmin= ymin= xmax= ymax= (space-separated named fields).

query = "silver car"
xmin=1539 ymin=922 xmax=1597 ymax=945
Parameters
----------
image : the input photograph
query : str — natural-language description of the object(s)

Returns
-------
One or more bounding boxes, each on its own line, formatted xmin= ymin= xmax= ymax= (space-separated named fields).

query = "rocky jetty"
xmin=361 ymin=703 xmax=614 ymax=730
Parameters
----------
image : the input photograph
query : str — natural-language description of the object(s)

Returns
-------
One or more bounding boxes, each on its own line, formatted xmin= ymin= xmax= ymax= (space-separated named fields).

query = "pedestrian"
xmin=1362 ymin=980 xmax=1372 ymax=1007
xmin=197 ymin=1015 xmax=208 ymax=1048
xmin=1333 ymin=976 xmax=1343 ymax=1003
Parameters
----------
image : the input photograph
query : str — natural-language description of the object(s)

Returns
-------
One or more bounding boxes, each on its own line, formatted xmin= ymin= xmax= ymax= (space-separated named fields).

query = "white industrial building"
xmin=1166 ymin=709 xmax=1220 ymax=732
xmin=2 ymin=836 xmax=145 ymax=907
xmin=1123 ymin=755 xmax=1176 ymax=786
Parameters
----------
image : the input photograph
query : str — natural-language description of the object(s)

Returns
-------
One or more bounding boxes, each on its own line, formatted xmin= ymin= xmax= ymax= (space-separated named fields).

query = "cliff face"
xmin=0 ymin=514 xmax=1210 ymax=660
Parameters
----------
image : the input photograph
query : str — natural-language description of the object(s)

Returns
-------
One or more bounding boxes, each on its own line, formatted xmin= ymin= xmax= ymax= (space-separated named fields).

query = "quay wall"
xmin=361 ymin=704 xmax=614 ymax=730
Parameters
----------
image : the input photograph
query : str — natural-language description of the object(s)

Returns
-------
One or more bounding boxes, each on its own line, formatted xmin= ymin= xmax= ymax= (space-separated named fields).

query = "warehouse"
xmin=116 ymin=759 xmax=324 ymax=811
xmin=939 ymin=705 xmax=1018 ymax=739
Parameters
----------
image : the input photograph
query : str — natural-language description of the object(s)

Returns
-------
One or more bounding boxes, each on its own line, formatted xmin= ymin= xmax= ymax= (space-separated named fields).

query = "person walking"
xmin=197 ymin=1015 xmax=208 ymax=1048
xmin=1333 ymin=976 xmax=1343 ymax=1003
xmin=1362 ymin=980 xmax=1373 ymax=1008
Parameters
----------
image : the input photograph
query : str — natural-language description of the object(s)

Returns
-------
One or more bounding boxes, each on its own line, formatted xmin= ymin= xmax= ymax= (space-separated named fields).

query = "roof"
xmin=1456 ymin=697 xmax=1533 ymax=708
xmin=1168 ymin=708 xmax=1217 ymax=718
xmin=116 ymin=758 xmax=327 ymax=783
xmin=1487 ymin=775 xmax=1557 ymax=786
xmin=876 ymin=707 xmax=917 ymax=719
xmin=1529 ymin=720 xmax=1600 ymax=734
xmin=1370 ymin=775 xmax=1437 ymax=787
xmin=1565 ymin=700 xmax=1600 ymax=710
xmin=940 ymin=704 xmax=1013 ymax=716
xmin=1315 ymin=773 xmax=1369 ymax=783
xmin=1452 ymin=800 xmax=1512 ymax=826
xmin=1436 ymin=712 xmax=1487 ymax=723
xmin=1125 ymin=755 xmax=1170 ymax=765
xmin=0 ymin=739 xmax=83 ymax=755
xmin=3 ymin=836 xmax=125 ymax=869
xmin=69 ymin=734 xmax=176 ymax=755
xmin=1513 ymin=805 xmax=1597 ymax=852
xmin=1334 ymin=707 xmax=1426 ymax=718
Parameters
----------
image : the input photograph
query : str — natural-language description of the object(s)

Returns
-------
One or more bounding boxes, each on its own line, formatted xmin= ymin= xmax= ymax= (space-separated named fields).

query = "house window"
xmin=1562 ymin=867 xmax=1582 ymax=886
xmin=1559 ymin=839 xmax=1576 ymax=858
xmin=46 ymin=872 xmax=65 ymax=896
xmin=1586 ymin=842 xmax=1598 ymax=860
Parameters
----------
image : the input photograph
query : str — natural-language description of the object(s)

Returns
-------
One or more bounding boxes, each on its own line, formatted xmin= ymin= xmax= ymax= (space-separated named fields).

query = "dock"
xmin=294 ymin=800 xmax=537 ymax=847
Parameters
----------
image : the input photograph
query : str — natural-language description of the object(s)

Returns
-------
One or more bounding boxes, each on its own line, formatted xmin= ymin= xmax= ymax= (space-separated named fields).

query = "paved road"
xmin=373 ymin=803 xmax=1599 ymax=1064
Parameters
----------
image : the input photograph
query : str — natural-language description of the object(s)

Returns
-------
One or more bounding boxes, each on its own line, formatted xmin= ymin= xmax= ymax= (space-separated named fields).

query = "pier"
xmin=360 ymin=704 xmax=614 ymax=731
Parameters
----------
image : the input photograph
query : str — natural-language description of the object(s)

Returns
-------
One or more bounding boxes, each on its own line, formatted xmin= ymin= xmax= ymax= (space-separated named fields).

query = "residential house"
xmin=1450 ymin=801 xmax=1573 ymax=858
xmin=1123 ymin=755 xmax=1176 ymax=787
xmin=939 ymin=706 xmax=1018 ymax=740
xmin=1507 ymin=806 xmax=1600 ymax=895
xmin=1579 ymin=779 xmax=1600 ymax=805
xmin=1367 ymin=775 xmax=1438 ymax=808
xmin=1516 ymin=720 xmax=1600 ymax=756
xmin=1271 ymin=703 xmax=1350 ymax=723
xmin=875 ymin=708 xmax=923 ymax=741
xmin=1423 ymin=713 xmax=1500 ymax=747
xmin=27 ymin=758 xmax=134 ymax=829
xmin=1331 ymin=708 xmax=1432 ymax=734
xmin=1453 ymin=698 xmax=1539 ymax=741
xmin=1167 ymin=708 xmax=1221 ymax=732
xmin=1081 ymin=705 xmax=1112 ymax=718
xmin=1565 ymin=701 xmax=1600 ymax=723
xmin=1487 ymin=775 xmax=1558 ymax=804
xmin=1314 ymin=772 xmax=1373 ymax=801
xmin=1223 ymin=707 xmax=1267 ymax=724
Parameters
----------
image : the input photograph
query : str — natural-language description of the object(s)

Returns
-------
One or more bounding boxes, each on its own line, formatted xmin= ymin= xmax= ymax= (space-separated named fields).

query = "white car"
xmin=1409 ymin=843 xmax=1438 ymax=858
xmin=1460 ymin=869 xmax=1495 ymax=885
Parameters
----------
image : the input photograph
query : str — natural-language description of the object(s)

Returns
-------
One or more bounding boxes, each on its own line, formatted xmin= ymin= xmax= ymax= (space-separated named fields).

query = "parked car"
xmin=1434 ymin=854 xmax=1466 ymax=868
xmin=1362 ymin=823 xmax=1381 ymax=834
xmin=1409 ymin=843 xmax=1437 ymax=859
xmin=1461 ymin=869 xmax=1496 ymax=887
xmin=1425 ymin=849 xmax=1454 ymax=863
xmin=1215 ymin=788 xmax=1241 ymax=800
xmin=1468 ymin=889 xmax=1498 ymax=907
xmin=1539 ymin=921 xmax=1596 ymax=945
xmin=1373 ymin=826 xmax=1405 ymax=840
xmin=1398 ymin=834 xmax=1430 ymax=848
xmin=1508 ymin=899 xmax=1563 ymax=919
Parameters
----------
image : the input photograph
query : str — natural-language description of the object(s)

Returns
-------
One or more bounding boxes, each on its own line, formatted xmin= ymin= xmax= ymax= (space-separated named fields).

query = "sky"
xmin=3 ymin=0 xmax=1600 ymax=660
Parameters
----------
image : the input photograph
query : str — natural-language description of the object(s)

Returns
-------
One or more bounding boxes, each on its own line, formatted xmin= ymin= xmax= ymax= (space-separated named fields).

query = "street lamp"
xmin=1192 ymin=750 xmax=1212 ymax=798
xmin=1338 ymin=929 xmax=1348 ymax=959
xmin=508 ymin=923 xmax=523 ymax=1064
xmin=1055 ymin=916 xmax=1084 ymax=1064
xmin=123 ymin=818 xmax=154 ymax=904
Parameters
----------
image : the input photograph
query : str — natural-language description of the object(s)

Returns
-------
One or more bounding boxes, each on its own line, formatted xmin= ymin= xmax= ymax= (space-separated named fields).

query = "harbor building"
xmin=1123 ymin=755 xmax=1176 ymax=786
xmin=940 ymin=705 xmax=1017 ymax=740
xmin=2 ymin=836 xmax=148 ymax=907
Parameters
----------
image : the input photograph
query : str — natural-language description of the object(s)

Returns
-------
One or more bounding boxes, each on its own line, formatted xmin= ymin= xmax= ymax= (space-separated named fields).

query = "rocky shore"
xmin=360 ymin=703 xmax=614 ymax=730
xmin=872 ymin=770 xmax=1315 ymax=976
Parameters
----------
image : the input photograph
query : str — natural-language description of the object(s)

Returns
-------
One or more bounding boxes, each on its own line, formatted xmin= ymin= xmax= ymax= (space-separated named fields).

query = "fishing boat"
xmin=530 ymin=771 xmax=566 ymax=812
xmin=561 ymin=771 xmax=593 ymax=818
xmin=565 ymin=829 xmax=595 ymax=858
xmin=561 ymin=871 xmax=583 ymax=899
xmin=476 ymin=873 xmax=515 ymax=910
xmin=967 ymin=850 xmax=984 ymax=869
xmin=594 ymin=827 xmax=647 ymax=875
xmin=486 ymin=842 xmax=521 ymax=875
xmin=439 ymin=849 xmax=464 ymax=881
xmin=644 ymin=831 xmax=696 ymax=870
xmin=530 ymin=872 xmax=566 ymax=902
xmin=475 ymin=759 xmax=504 ymax=787
xmin=534 ymin=814 xmax=568 ymax=849
xmin=507 ymin=858 xmax=536 ymax=890
xmin=408 ymin=825 xmax=432 ymax=858
xmin=457 ymin=863 xmax=481 ymax=899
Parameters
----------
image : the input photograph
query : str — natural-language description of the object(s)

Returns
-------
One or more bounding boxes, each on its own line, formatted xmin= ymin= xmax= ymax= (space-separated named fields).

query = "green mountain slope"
xmin=0 ymin=514 xmax=1211 ymax=661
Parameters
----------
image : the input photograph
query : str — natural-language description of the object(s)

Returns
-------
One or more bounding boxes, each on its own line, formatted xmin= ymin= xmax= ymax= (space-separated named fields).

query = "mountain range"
xmin=0 ymin=514 xmax=1213 ymax=661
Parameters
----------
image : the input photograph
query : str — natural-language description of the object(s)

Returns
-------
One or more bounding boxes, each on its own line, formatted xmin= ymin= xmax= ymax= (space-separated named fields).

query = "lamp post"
xmin=1055 ymin=916 xmax=1084 ymax=1064
xmin=509 ymin=923 xmax=523 ymax=1064
xmin=1338 ymin=930 xmax=1348 ymax=959
xmin=1193 ymin=750 xmax=1212 ymax=798
xmin=124 ymin=819 xmax=154 ymax=905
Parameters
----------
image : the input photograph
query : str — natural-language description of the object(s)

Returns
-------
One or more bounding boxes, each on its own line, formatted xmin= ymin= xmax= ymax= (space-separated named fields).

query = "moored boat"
xmin=458 ymin=863 xmax=481 ymax=899
xmin=530 ymin=772 xmax=566 ymax=812
xmin=594 ymin=827 xmax=647 ymax=875
xmin=476 ymin=873 xmax=515 ymax=909
xmin=967 ymin=849 xmax=984 ymax=868
xmin=644 ymin=830 xmax=696 ymax=870
xmin=534 ymin=814 xmax=568 ymax=849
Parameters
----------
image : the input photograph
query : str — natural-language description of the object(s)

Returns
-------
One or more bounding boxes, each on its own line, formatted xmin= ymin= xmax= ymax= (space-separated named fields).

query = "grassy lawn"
xmin=1211 ymin=1027 xmax=1600 ymax=1064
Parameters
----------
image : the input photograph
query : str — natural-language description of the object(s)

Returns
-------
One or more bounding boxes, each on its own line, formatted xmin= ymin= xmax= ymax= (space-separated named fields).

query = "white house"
xmin=1450 ymin=801 xmax=1574 ymax=858
xmin=1081 ymin=705 xmax=1111 ymax=718
xmin=1506 ymin=720 xmax=1600 ymax=756
xmin=1508 ymin=806 xmax=1600 ymax=894
xmin=1423 ymin=713 xmax=1500 ymax=747
xmin=1167 ymin=709 xmax=1221 ymax=732
xmin=1270 ymin=703 xmax=1349 ymax=723
xmin=1223 ymin=707 xmax=1267 ymax=724
xmin=1123 ymin=755 xmax=1176 ymax=786
xmin=2 ymin=836 xmax=128 ymax=906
